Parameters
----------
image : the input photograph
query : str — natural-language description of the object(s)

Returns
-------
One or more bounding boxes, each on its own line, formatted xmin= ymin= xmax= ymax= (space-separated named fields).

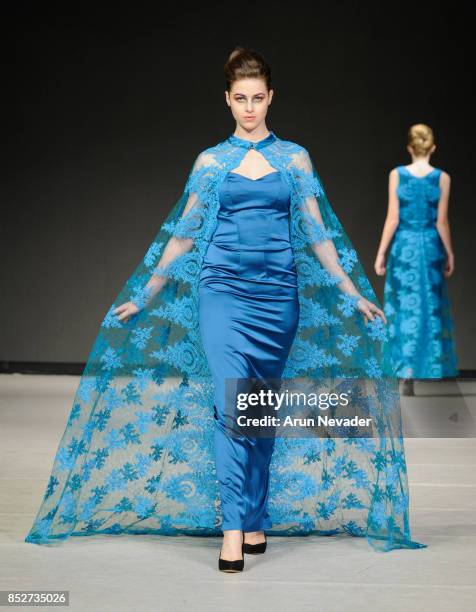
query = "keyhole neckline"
xmin=228 ymin=130 xmax=277 ymax=150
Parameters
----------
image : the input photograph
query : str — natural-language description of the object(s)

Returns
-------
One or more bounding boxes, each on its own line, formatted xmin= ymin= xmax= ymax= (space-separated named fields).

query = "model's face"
xmin=225 ymin=78 xmax=273 ymax=131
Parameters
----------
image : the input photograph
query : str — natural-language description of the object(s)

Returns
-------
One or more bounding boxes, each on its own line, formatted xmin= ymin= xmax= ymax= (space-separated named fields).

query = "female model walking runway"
xmin=375 ymin=124 xmax=458 ymax=389
xmin=25 ymin=47 xmax=426 ymax=572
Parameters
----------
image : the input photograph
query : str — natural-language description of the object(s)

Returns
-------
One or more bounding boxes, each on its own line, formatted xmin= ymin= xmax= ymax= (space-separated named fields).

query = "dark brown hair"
xmin=224 ymin=46 xmax=272 ymax=92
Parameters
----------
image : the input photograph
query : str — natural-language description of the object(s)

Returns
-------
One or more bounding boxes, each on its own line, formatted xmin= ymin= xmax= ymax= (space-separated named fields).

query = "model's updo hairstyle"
xmin=224 ymin=46 xmax=272 ymax=92
xmin=407 ymin=123 xmax=435 ymax=156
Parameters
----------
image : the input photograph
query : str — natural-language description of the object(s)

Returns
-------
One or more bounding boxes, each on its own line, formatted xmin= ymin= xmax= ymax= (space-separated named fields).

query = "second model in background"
xmin=375 ymin=124 xmax=459 ymax=391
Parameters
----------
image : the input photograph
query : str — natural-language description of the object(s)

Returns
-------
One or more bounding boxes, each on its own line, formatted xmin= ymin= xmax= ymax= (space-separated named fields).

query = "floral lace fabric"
xmin=25 ymin=132 xmax=426 ymax=552
xmin=382 ymin=167 xmax=458 ymax=378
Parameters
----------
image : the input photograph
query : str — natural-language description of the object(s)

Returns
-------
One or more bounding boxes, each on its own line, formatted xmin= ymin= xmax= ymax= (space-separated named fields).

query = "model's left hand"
xmin=374 ymin=253 xmax=386 ymax=276
xmin=444 ymin=252 xmax=455 ymax=277
xmin=356 ymin=296 xmax=387 ymax=325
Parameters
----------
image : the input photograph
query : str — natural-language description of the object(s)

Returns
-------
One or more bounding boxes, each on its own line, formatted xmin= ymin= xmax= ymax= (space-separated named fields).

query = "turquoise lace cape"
xmin=25 ymin=131 xmax=427 ymax=552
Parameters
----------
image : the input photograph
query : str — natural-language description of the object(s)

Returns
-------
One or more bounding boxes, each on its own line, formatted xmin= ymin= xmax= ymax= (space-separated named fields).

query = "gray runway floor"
xmin=1 ymin=374 xmax=475 ymax=611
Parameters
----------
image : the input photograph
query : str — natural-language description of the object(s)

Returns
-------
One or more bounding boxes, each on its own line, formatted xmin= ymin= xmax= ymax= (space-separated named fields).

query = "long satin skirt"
xmin=198 ymin=242 xmax=299 ymax=531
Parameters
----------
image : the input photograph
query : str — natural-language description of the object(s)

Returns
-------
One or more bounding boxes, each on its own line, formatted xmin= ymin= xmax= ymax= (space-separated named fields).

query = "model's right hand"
xmin=113 ymin=301 xmax=139 ymax=323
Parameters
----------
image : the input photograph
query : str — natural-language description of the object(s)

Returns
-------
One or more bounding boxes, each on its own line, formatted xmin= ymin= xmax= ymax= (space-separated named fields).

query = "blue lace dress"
xmin=198 ymin=165 xmax=299 ymax=531
xmin=382 ymin=166 xmax=458 ymax=378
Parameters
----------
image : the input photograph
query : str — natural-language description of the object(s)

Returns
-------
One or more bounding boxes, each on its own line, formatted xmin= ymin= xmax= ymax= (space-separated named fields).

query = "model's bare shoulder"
xmin=440 ymin=169 xmax=451 ymax=184
xmin=388 ymin=167 xmax=399 ymax=184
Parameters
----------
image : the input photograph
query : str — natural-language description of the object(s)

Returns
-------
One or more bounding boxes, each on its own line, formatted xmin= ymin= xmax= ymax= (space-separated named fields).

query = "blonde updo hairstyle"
xmin=407 ymin=124 xmax=435 ymax=156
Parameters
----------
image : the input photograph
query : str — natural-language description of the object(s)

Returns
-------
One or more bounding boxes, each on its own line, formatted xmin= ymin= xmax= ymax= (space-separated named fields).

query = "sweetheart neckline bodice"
xmin=227 ymin=170 xmax=280 ymax=181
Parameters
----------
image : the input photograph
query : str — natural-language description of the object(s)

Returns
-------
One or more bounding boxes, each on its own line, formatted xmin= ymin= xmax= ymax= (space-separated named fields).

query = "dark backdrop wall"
xmin=3 ymin=2 xmax=475 ymax=369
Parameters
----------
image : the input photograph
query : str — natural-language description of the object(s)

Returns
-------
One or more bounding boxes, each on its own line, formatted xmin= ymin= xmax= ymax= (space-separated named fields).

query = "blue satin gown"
xmin=382 ymin=166 xmax=458 ymax=378
xmin=198 ymin=166 xmax=299 ymax=532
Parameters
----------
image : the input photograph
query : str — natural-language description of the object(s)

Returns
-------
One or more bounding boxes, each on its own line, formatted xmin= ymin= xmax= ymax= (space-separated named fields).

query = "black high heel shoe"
xmin=218 ymin=533 xmax=244 ymax=573
xmin=242 ymin=533 xmax=267 ymax=555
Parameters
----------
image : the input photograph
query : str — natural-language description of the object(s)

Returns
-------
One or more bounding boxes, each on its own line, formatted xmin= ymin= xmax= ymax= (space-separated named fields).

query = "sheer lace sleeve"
xmin=129 ymin=151 xmax=212 ymax=311
xmin=292 ymin=147 xmax=363 ymax=303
